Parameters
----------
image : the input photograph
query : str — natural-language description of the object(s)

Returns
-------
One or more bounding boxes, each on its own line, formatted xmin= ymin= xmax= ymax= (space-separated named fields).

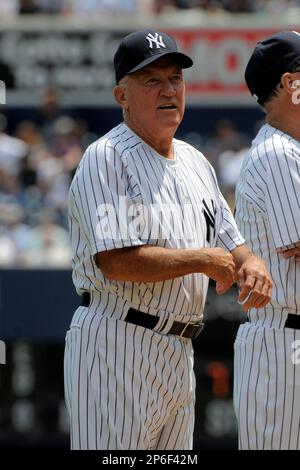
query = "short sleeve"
xmin=217 ymin=193 xmax=245 ymax=251
xmin=70 ymin=140 xmax=144 ymax=255
xmin=265 ymin=143 xmax=300 ymax=249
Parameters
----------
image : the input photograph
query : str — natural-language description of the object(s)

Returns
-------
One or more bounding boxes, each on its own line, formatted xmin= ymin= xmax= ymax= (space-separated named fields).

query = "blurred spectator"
xmin=204 ymin=119 xmax=249 ymax=174
xmin=29 ymin=115 xmax=82 ymax=226
xmin=36 ymin=152 xmax=69 ymax=225
xmin=22 ymin=185 xmax=45 ymax=227
xmin=0 ymin=202 xmax=30 ymax=265
xmin=205 ymin=121 xmax=251 ymax=210
xmin=0 ymin=114 xmax=28 ymax=177
xmin=35 ymin=0 xmax=63 ymax=13
xmin=0 ymin=234 xmax=18 ymax=265
xmin=15 ymin=121 xmax=48 ymax=173
xmin=0 ymin=0 xmax=18 ymax=16
xmin=22 ymin=210 xmax=71 ymax=267
xmin=223 ymin=0 xmax=256 ymax=12
xmin=154 ymin=0 xmax=226 ymax=13
xmin=202 ymin=1 xmax=225 ymax=12
xmin=154 ymin=0 xmax=178 ymax=13
xmin=36 ymin=87 xmax=64 ymax=143
xmin=263 ymin=0 xmax=298 ymax=13
xmin=186 ymin=0 xmax=225 ymax=12
xmin=0 ymin=60 xmax=15 ymax=89
xmin=45 ymin=116 xmax=82 ymax=215
xmin=72 ymin=119 xmax=99 ymax=154
xmin=218 ymin=146 xmax=247 ymax=188
xmin=15 ymin=121 xmax=49 ymax=166
xmin=19 ymin=0 xmax=40 ymax=14
xmin=51 ymin=116 xmax=81 ymax=156
xmin=0 ymin=170 xmax=24 ymax=204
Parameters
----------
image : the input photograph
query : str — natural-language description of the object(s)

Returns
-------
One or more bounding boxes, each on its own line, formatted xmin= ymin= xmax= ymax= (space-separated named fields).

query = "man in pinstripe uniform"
xmin=64 ymin=29 xmax=272 ymax=450
xmin=234 ymin=31 xmax=300 ymax=450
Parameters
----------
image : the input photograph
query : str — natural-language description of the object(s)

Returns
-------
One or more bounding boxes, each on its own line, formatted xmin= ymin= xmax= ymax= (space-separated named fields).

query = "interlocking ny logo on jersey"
xmin=146 ymin=32 xmax=166 ymax=49
xmin=203 ymin=199 xmax=216 ymax=244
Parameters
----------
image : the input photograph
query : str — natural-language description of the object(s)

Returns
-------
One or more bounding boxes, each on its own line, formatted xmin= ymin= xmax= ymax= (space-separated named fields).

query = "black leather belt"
xmin=81 ymin=292 xmax=204 ymax=340
xmin=246 ymin=313 xmax=300 ymax=330
xmin=285 ymin=314 xmax=300 ymax=330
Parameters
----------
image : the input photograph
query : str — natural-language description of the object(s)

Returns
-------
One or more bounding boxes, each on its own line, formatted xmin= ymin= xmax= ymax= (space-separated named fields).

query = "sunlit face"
xmin=118 ymin=57 xmax=186 ymax=138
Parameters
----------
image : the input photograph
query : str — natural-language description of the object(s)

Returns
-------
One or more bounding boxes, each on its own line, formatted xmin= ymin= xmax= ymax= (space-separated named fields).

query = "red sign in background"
xmin=169 ymin=29 xmax=286 ymax=97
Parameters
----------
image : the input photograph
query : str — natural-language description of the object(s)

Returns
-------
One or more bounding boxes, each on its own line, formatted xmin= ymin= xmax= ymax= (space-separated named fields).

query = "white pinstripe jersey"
xmin=68 ymin=122 xmax=244 ymax=323
xmin=235 ymin=123 xmax=300 ymax=318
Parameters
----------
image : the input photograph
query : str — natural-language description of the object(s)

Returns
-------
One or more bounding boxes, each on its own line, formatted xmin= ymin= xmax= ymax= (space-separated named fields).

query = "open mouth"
xmin=157 ymin=104 xmax=177 ymax=110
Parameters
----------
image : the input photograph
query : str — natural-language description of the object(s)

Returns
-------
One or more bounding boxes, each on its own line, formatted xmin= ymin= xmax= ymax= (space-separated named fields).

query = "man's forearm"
xmin=95 ymin=245 xmax=212 ymax=282
xmin=94 ymin=244 xmax=234 ymax=284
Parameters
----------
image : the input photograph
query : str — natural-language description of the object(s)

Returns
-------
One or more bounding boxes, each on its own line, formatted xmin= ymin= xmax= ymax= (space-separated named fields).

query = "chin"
xmin=160 ymin=116 xmax=181 ymax=128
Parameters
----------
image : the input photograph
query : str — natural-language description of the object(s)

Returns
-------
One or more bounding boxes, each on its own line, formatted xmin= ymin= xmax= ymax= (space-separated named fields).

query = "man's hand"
xmin=236 ymin=254 xmax=272 ymax=311
xmin=279 ymin=241 xmax=300 ymax=261
xmin=201 ymin=247 xmax=236 ymax=295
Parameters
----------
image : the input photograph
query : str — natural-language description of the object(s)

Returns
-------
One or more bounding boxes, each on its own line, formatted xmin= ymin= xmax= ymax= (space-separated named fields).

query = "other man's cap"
xmin=245 ymin=31 xmax=300 ymax=105
xmin=114 ymin=29 xmax=193 ymax=84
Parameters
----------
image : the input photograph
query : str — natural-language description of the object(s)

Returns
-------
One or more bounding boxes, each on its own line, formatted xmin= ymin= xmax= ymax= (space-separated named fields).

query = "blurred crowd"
xmin=185 ymin=118 xmax=251 ymax=209
xmin=0 ymin=0 xmax=300 ymax=15
xmin=0 ymin=87 xmax=98 ymax=268
xmin=0 ymin=86 xmax=252 ymax=268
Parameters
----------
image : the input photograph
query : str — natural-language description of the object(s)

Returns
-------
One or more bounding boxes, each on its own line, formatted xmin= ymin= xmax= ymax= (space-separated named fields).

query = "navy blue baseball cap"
xmin=245 ymin=31 xmax=300 ymax=105
xmin=114 ymin=29 xmax=193 ymax=84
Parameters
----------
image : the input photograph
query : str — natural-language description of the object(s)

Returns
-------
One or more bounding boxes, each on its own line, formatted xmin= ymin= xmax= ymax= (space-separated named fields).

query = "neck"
xmin=124 ymin=119 xmax=175 ymax=159
xmin=266 ymin=102 xmax=300 ymax=142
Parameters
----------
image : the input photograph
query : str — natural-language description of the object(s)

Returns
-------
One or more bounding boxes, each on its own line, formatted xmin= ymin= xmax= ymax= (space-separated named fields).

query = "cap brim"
xmin=127 ymin=51 xmax=193 ymax=75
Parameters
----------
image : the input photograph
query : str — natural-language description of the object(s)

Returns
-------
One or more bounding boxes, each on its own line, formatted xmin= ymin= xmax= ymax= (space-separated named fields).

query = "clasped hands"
xmin=205 ymin=247 xmax=273 ymax=311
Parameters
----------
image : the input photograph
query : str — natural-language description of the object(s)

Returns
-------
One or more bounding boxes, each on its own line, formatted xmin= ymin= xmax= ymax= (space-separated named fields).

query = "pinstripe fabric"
xmin=64 ymin=302 xmax=195 ymax=450
xmin=234 ymin=123 xmax=300 ymax=449
xmin=64 ymin=122 xmax=244 ymax=450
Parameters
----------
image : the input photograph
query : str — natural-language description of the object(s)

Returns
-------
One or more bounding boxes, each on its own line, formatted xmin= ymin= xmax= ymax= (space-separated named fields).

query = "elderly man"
xmin=64 ymin=29 xmax=272 ymax=450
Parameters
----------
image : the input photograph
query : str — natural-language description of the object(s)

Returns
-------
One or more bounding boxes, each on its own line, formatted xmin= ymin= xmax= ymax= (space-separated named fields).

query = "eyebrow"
xmin=136 ymin=66 xmax=182 ymax=78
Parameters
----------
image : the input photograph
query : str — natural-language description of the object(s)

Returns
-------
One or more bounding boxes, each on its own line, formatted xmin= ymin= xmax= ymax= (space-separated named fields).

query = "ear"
xmin=113 ymin=84 xmax=128 ymax=109
xmin=280 ymin=72 xmax=299 ymax=94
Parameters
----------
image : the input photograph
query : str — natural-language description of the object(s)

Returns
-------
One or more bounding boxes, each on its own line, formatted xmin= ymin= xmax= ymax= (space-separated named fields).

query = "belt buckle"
xmin=179 ymin=321 xmax=201 ymax=339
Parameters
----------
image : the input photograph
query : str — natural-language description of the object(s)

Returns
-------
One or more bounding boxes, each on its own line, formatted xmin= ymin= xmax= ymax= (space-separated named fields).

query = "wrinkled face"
xmin=116 ymin=57 xmax=186 ymax=137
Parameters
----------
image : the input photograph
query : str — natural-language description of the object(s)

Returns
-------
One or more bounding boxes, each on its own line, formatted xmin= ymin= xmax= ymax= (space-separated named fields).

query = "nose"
xmin=160 ymin=79 xmax=176 ymax=96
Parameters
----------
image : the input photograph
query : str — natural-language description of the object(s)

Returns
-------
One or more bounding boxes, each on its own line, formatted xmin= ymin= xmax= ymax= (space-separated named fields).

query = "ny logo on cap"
xmin=146 ymin=32 xmax=166 ymax=49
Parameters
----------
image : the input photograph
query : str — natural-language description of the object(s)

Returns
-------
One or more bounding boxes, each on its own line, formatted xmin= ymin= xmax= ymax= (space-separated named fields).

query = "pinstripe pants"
xmin=64 ymin=312 xmax=195 ymax=450
xmin=234 ymin=320 xmax=300 ymax=450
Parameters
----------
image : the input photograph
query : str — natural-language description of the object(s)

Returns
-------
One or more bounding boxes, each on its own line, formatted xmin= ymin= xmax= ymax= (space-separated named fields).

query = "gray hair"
xmin=118 ymin=76 xmax=128 ymax=118
xmin=118 ymin=76 xmax=128 ymax=88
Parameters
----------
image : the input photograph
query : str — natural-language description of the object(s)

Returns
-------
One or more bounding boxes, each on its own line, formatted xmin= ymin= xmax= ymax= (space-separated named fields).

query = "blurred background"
xmin=0 ymin=0 xmax=298 ymax=450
